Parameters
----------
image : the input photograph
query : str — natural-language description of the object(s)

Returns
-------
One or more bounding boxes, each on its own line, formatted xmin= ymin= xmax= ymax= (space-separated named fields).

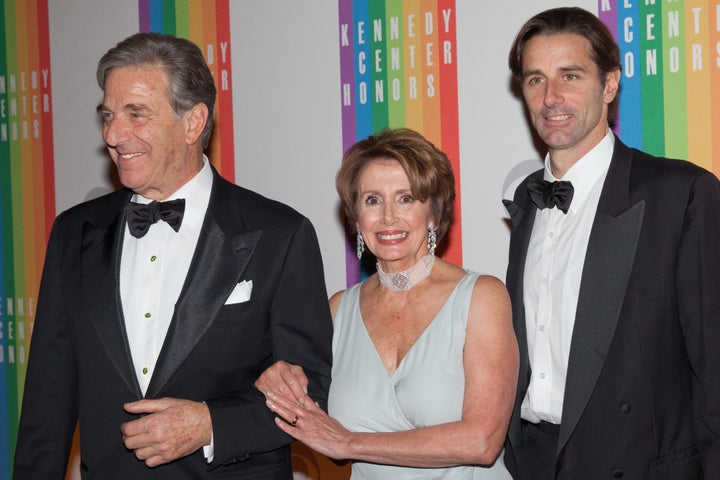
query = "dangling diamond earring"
xmin=427 ymin=227 xmax=437 ymax=256
xmin=356 ymin=228 xmax=365 ymax=260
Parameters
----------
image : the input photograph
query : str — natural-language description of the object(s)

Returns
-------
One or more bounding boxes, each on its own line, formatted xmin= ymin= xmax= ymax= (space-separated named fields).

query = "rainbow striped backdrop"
xmin=339 ymin=0 xmax=461 ymax=285
xmin=0 ymin=0 xmax=55 ymax=475
xmin=139 ymin=0 xmax=236 ymax=181
xmin=599 ymin=0 xmax=720 ymax=175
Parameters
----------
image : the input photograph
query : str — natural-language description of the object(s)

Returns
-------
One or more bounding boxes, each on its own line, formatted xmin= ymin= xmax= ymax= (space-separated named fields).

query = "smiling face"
xmin=98 ymin=65 xmax=206 ymax=200
xmin=521 ymin=33 xmax=620 ymax=176
xmin=356 ymin=158 xmax=434 ymax=272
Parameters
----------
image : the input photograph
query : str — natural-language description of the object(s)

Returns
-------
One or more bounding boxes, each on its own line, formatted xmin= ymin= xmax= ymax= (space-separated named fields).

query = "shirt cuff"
xmin=202 ymin=431 xmax=214 ymax=463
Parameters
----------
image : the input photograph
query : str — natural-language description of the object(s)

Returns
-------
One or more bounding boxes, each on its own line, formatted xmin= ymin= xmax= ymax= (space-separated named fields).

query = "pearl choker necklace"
xmin=376 ymin=254 xmax=435 ymax=291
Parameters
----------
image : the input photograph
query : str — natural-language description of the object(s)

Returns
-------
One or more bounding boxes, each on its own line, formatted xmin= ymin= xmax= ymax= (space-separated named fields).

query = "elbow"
xmin=463 ymin=434 xmax=505 ymax=466
xmin=476 ymin=443 xmax=504 ymax=467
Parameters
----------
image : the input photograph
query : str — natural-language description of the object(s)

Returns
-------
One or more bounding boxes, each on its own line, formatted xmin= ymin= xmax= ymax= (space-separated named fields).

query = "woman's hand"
xmin=266 ymin=390 xmax=354 ymax=460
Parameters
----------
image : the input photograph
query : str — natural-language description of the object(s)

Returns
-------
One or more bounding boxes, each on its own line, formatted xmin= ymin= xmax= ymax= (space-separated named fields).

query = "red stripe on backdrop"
xmin=37 ymin=0 xmax=55 ymax=242
xmin=437 ymin=0 xmax=461 ymax=266
xmin=215 ymin=0 xmax=235 ymax=182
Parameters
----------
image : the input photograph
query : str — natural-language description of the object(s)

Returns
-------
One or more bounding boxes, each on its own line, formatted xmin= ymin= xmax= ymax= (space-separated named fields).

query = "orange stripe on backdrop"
xmin=187 ymin=0 xmax=204 ymax=39
xmin=712 ymin=1 xmax=720 ymax=175
xmin=26 ymin=0 xmax=44 ymax=292
xmin=437 ymin=0 xmax=461 ymax=266
xmin=403 ymin=0 xmax=424 ymax=132
xmin=420 ymin=0 xmax=441 ymax=144
xmin=215 ymin=0 xmax=235 ymax=181
xmin=685 ymin=0 xmax=712 ymax=171
xmin=200 ymin=1 xmax=223 ymax=177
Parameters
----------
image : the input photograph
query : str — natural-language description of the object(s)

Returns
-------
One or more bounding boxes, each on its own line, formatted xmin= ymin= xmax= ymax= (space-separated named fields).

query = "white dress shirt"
xmin=521 ymin=131 xmax=614 ymax=424
xmin=120 ymin=157 xmax=212 ymax=394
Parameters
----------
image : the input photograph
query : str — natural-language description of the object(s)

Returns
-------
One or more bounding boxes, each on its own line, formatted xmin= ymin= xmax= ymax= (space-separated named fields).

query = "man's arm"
xmin=208 ymin=217 xmax=333 ymax=463
xmin=676 ymin=170 xmax=720 ymax=477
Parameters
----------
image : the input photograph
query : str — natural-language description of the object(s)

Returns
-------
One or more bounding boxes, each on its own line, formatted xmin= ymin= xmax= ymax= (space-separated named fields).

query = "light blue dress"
xmin=328 ymin=272 xmax=512 ymax=479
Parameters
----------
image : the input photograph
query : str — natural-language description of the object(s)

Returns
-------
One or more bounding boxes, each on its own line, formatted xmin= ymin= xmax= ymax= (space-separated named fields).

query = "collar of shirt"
xmin=542 ymin=130 xmax=614 ymax=215
xmin=131 ymin=155 xmax=213 ymax=236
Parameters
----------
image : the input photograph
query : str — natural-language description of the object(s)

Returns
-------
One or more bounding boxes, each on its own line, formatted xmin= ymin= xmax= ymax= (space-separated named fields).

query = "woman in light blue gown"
xmin=258 ymin=128 xmax=518 ymax=479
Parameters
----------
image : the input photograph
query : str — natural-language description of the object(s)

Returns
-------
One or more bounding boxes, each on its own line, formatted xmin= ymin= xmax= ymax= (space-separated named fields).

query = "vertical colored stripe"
xmin=640 ymin=0 xmax=665 ymax=156
xmin=662 ymin=2 xmax=688 ymax=159
xmin=354 ymin=0 xmax=373 ymax=139
xmin=161 ymin=0 xmax=176 ymax=34
xmin=215 ymin=0 xmax=235 ymax=180
xmin=617 ymin=0 xmax=642 ymax=148
xmin=0 ymin=0 xmax=13 ymax=474
xmin=201 ymin=1 xmax=221 ymax=173
xmin=37 ymin=0 xmax=53 ymax=251
xmin=174 ymin=0 xmax=189 ymax=38
xmin=420 ymin=1 xmax=440 ymax=143
xmin=339 ymin=0 xmax=360 ymax=286
xmin=187 ymin=0 xmax=204 ymax=39
xmin=403 ymin=0 xmax=423 ymax=132
xmin=599 ymin=0 xmax=619 ymax=132
xmin=139 ymin=0 xmax=151 ymax=33
xmin=386 ymin=0 xmax=405 ymax=127
xmin=369 ymin=0 xmax=389 ymax=132
xmin=149 ymin=0 xmax=164 ymax=32
xmin=712 ymin=2 xmax=720 ymax=174
xmin=685 ymin=0 xmax=712 ymax=171
xmin=339 ymin=0 xmax=357 ymax=152
xmin=437 ymin=0 xmax=460 ymax=266
xmin=5 ymin=0 xmax=22 ymax=474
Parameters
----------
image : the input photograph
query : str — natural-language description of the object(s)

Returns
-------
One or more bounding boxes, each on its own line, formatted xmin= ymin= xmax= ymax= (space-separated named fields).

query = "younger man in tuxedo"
xmin=503 ymin=7 xmax=720 ymax=479
xmin=14 ymin=33 xmax=332 ymax=479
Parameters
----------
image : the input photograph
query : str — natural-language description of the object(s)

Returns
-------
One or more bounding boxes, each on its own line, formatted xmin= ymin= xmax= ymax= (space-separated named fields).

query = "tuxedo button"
xmin=611 ymin=469 xmax=624 ymax=478
xmin=620 ymin=403 xmax=631 ymax=413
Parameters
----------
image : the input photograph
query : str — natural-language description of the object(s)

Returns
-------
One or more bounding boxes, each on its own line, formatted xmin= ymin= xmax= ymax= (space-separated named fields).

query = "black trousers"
xmin=518 ymin=421 xmax=560 ymax=480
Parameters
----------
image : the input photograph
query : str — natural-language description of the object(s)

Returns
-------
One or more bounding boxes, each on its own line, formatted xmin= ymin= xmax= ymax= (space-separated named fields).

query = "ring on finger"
xmin=291 ymin=415 xmax=299 ymax=426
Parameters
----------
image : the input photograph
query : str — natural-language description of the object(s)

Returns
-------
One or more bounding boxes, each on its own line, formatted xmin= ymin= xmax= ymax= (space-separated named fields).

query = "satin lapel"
xmin=557 ymin=139 xmax=644 ymax=455
xmin=503 ymin=195 xmax=536 ymax=449
xmin=145 ymin=214 xmax=261 ymax=398
xmin=81 ymin=198 xmax=142 ymax=397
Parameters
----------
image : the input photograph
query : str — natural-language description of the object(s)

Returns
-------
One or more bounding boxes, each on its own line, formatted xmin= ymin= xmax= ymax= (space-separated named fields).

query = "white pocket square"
xmin=225 ymin=280 xmax=253 ymax=305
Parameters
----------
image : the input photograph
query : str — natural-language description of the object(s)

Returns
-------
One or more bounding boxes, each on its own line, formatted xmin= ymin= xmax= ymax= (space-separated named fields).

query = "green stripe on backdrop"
xmin=370 ymin=0 xmax=389 ymax=132
xmin=0 ymin=0 xmax=12 ymax=473
xmin=639 ymin=0 xmax=665 ymax=156
xmin=386 ymin=0 xmax=405 ymax=127
xmin=661 ymin=1 xmax=687 ymax=159
xmin=174 ymin=0 xmax=189 ymax=38
xmin=161 ymin=0 xmax=176 ymax=35
xmin=2 ymin=0 xmax=21 ymax=473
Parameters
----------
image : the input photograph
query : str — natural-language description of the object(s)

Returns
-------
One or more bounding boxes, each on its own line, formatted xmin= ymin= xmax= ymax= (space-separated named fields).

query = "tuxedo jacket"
xmin=503 ymin=137 xmax=720 ymax=479
xmin=14 ymin=168 xmax=333 ymax=479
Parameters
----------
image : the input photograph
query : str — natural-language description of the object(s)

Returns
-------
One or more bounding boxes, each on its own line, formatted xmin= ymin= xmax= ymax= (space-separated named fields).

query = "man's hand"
xmin=121 ymin=398 xmax=212 ymax=467
xmin=255 ymin=360 xmax=310 ymax=404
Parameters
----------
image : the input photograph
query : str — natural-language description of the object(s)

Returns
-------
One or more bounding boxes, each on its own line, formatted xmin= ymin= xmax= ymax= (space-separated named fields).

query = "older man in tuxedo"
xmin=503 ymin=7 xmax=720 ymax=480
xmin=14 ymin=32 xmax=332 ymax=479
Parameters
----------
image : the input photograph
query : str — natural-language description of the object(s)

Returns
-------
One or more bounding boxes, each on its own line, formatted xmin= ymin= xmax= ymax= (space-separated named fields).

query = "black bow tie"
xmin=125 ymin=199 xmax=186 ymax=238
xmin=527 ymin=177 xmax=574 ymax=214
